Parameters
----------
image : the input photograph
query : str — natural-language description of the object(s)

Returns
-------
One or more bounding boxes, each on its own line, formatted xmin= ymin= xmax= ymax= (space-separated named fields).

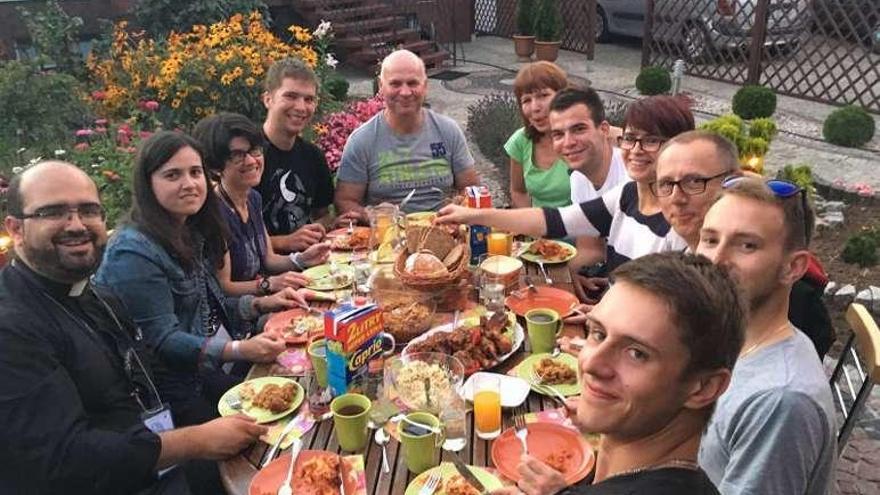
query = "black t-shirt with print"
xmin=562 ymin=468 xmax=720 ymax=495
xmin=258 ymin=135 xmax=334 ymax=236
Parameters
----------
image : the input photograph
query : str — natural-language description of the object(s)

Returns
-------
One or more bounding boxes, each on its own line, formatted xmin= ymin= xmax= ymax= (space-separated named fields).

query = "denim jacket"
xmin=95 ymin=226 xmax=258 ymax=400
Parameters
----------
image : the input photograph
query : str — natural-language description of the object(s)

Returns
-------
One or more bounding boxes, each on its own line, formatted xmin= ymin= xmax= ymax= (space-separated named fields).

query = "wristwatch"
xmin=258 ymin=276 xmax=271 ymax=295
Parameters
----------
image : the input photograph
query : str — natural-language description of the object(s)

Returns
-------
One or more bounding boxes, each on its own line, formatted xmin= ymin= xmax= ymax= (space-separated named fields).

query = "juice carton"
xmin=324 ymin=302 xmax=384 ymax=396
xmin=466 ymin=186 xmax=492 ymax=264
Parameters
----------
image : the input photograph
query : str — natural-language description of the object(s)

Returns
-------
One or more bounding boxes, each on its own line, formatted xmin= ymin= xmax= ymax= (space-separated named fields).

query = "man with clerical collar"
xmin=494 ymin=252 xmax=744 ymax=494
xmin=334 ymin=49 xmax=480 ymax=216
xmin=695 ymin=176 xmax=836 ymax=494
xmin=0 ymin=161 xmax=265 ymax=494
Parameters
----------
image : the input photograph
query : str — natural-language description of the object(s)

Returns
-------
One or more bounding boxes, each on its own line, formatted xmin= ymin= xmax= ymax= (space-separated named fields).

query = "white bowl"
xmin=460 ymin=372 xmax=530 ymax=408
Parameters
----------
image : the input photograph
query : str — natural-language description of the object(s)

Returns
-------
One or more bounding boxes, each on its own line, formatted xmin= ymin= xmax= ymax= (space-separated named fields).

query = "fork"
xmin=537 ymin=260 xmax=552 ymax=285
xmin=418 ymin=470 xmax=442 ymax=495
xmin=513 ymin=409 xmax=529 ymax=455
xmin=277 ymin=438 xmax=302 ymax=495
xmin=528 ymin=367 xmax=569 ymax=406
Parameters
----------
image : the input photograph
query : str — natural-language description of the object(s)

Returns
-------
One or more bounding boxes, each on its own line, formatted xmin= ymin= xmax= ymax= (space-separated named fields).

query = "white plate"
xmin=460 ymin=372 xmax=530 ymax=408
xmin=402 ymin=314 xmax=525 ymax=371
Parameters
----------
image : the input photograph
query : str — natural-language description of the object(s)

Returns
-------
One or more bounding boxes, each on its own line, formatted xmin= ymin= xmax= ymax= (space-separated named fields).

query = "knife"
xmin=451 ymin=456 xmax=487 ymax=495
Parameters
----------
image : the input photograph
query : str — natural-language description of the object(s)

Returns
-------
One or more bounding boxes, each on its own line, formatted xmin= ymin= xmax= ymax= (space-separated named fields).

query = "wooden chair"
xmin=829 ymin=303 xmax=880 ymax=455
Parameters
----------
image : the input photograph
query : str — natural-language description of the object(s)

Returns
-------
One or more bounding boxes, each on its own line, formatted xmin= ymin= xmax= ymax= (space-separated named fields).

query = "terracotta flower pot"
xmin=513 ymin=35 xmax=535 ymax=61
xmin=534 ymin=40 xmax=562 ymax=62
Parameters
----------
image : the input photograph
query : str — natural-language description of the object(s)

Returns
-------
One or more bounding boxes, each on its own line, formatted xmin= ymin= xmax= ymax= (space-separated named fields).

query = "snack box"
xmin=324 ymin=302 xmax=384 ymax=396
xmin=466 ymin=185 xmax=493 ymax=209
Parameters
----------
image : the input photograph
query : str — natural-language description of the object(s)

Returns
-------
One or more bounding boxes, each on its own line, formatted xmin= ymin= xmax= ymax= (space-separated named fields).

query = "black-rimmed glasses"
xmin=650 ymin=171 xmax=730 ymax=197
xmin=228 ymin=146 xmax=264 ymax=166
xmin=617 ymin=134 xmax=666 ymax=152
xmin=18 ymin=203 xmax=106 ymax=223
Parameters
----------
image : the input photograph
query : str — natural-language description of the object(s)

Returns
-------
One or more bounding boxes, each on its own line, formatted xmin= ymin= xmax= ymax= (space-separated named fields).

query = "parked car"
xmin=812 ymin=0 xmax=880 ymax=53
xmin=594 ymin=0 xmax=812 ymax=62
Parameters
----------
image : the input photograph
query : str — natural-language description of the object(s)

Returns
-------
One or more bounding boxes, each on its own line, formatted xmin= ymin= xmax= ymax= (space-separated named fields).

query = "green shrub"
xmin=0 ymin=60 xmax=89 ymax=162
xmin=467 ymin=92 xmax=521 ymax=183
xmin=516 ymin=0 xmax=536 ymax=36
xmin=635 ymin=66 xmax=671 ymax=95
xmin=323 ymin=74 xmax=350 ymax=102
xmin=778 ymin=164 xmax=816 ymax=198
xmin=823 ymin=105 xmax=875 ymax=148
xmin=133 ymin=0 xmax=270 ymax=38
xmin=533 ymin=0 xmax=562 ymax=42
xmin=17 ymin=0 xmax=84 ymax=77
xmin=732 ymin=85 xmax=777 ymax=119
xmin=841 ymin=232 xmax=878 ymax=268
xmin=699 ymin=113 xmax=779 ymax=174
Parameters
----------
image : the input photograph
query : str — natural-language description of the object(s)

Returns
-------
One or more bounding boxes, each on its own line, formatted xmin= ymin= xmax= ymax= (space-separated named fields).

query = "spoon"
xmin=374 ymin=428 xmax=391 ymax=474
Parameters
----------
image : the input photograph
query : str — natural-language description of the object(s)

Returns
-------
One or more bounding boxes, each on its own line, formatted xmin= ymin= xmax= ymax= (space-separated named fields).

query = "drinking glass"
xmin=351 ymin=254 xmax=373 ymax=298
xmin=367 ymin=203 xmax=398 ymax=250
xmin=487 ymin=231 xmax=512 ymax=256
xmin=473 ymin=374 xmax=501 ymax=439
xmin=439 ymin=389 xmax=467 ymax=452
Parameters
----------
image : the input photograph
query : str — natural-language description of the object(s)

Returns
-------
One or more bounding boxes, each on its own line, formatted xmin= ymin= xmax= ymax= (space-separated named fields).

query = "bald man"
xmin=334 ymin=49 xmax=480 ymax=215
xmin=0 ymin=162 xmax=266 ymax=494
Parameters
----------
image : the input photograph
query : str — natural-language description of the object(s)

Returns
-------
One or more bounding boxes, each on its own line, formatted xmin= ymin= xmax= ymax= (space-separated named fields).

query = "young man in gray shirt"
xmin=334 ymin=49 xmax=479 ymax=216
xmin=696 ymin=176 xmax=836 ymax=494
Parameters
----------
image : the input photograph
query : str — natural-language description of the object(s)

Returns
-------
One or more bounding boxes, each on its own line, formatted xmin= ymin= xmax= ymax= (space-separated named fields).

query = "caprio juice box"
xmin=466 ymin=185 xmax=492 ymax=264
xmin=324 ymin=302 xmax=384 ymax=396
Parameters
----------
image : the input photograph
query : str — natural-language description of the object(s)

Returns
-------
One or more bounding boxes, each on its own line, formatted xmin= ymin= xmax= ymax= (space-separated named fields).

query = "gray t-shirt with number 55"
xmin=336 ymin=108 xmax=475 ymax=213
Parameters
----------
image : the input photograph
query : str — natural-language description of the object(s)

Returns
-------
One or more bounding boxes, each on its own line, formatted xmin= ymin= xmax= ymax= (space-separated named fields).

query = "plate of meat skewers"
xmin=402 ymin=311 xmax=524 ymax=376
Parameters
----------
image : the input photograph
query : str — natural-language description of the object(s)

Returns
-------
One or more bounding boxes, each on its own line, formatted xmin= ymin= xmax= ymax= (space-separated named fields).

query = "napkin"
xmin=260 ymin=410 xmax=316 ymax=449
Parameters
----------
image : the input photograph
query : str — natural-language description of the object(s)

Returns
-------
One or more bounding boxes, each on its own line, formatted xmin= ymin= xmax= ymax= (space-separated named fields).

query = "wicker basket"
xmin=405 ymin=224 xmax=458 ymax=259
xmin=394 ymin=242 xmax=471 ymax=291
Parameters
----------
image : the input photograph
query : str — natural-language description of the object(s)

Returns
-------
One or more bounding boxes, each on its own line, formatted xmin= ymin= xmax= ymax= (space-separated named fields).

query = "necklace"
xmin=605 ymin=458 xmax=699 ymax=480
xmin=740 ymin=322 xmax=791 ymax=359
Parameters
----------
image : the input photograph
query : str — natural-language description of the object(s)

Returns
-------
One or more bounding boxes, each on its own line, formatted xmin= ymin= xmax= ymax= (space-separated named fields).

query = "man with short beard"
xmin=0 ymin=161 xmax=266 ymax=494
xmin=695 ymin=176 xmax=836 ymax=495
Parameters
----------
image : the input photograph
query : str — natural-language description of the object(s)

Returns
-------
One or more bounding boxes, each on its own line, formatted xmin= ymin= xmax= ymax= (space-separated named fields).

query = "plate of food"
xmin=403 ymin=312 xmax=524 ymax=376
xmin=404 ymin=462 xmax=503 ymax=495
xmin=504 ymin=286 xmax=579 ymax=318
xmin=327 ymin=227 xmax=371 ymax=251
xmin=302 ymin=263 xmax=354 ymax=291
xmin=491 ymin=422 xmax=594 ymax=485
xmin=248 ymin=450 xmax=367 ymax=495
xmin=218 ymin=376 xmax=304 ymax=423
xmin=374 ymin=292 xmax=437 ymax=343
xmin=264 ymin=308 xmax=324 ymax=345
xmin=519 ymin=239 xmax=577 ymax=264
xmin=515 ymin=353 xmax=581 ymax=396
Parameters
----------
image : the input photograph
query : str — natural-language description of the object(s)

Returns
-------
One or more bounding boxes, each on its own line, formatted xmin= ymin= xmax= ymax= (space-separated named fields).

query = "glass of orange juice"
xmin=474 ymin=374 xmax=502 ymax=439
xmin=487 ymin=231 xmax=511 ymax=256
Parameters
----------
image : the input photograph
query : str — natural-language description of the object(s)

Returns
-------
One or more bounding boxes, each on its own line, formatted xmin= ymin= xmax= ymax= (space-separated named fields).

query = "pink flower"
xmin=91 ymin=90 xmax=106 ymax=101
xmin=144 ymin=100 xmax=160 ymax=112
xmin=74 ymin=142 xmax=90 ymax=152
xmin=95 ymin=126 xmax=108 ymax=134
xmin=75 ymin=129 xmax=94 ymax=137
xmin=95 ymin=118 xmax=109 ymax=126
xmin=139 ymin=130 xmax=153 ymax=140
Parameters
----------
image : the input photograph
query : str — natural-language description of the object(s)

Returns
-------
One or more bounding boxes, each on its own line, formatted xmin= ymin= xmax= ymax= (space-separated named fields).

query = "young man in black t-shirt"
xmin=259 ymin=58 xmax=359 ymax=253
xmin=495 ymin=253 xmax=744 ymax=495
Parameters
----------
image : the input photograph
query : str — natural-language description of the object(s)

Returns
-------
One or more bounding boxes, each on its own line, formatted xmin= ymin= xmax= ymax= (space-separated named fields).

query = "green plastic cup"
xmin=308 ymin=339 xmax=328 ymax=387
xmin=526 ymin=308 xmax=563 ymax=354
xmin=398 ymin=412 xmax=443 ymax=474
xmin=331 ymin=393 xmax=372 ymax=452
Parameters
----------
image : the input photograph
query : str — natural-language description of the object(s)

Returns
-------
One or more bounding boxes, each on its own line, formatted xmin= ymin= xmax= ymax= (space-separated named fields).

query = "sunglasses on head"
xmin=722 ymin=176 xmax=810 ymax=244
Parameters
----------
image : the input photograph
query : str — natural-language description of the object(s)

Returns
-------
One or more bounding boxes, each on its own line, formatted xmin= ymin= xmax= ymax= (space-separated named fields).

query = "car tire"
xmin=683 ymin=24 xmax=711 ymax=63
xmin=596 ymin=5 xmax=611 ymax=43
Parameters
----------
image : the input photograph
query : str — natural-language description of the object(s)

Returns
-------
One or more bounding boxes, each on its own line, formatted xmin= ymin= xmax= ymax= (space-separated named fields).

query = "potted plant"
xmin=513 ymin=0 xmax=536 ymax=61
xmin=533 ymin=0 xmax=563 ymax=62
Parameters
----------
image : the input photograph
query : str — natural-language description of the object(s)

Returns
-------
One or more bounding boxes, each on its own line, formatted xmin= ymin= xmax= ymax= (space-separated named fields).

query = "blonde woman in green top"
xmin=505 ymin=62 xmax=571 ymax=208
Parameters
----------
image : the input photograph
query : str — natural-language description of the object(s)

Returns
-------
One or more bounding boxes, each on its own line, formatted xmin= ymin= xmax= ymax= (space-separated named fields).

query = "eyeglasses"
xmin=617 ymin=134 xmax=666 ymax=152
xmin=650 ymin=171 xmax=730 ymax=197
xmin=722 ymin=176 xmax=810 ymax=244
xmin=228 ymin=146 xmax=263 ymax=166
xmin=18 ymin=203 xmax=106 ymax=223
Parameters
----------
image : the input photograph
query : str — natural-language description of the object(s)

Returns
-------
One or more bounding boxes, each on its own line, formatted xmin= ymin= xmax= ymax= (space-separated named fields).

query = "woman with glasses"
xmin=96 ymin=131 xmax=310 ymax=429
xmin=506 ymin=62 xmax=572 ymax=208
xmin=437 ymin=96 xmax=695 ymax=280
xmin=192 ymin=113 xmax=330 ymax=296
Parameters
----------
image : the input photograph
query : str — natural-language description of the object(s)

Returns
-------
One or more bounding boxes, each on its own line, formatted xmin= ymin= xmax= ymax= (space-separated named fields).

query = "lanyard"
xmin=11 ymin=262 xmax=168 ymax=413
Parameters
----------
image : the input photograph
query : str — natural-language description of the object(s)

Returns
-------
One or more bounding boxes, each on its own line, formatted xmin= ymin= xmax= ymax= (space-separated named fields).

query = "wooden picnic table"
xmin=220 ymin=260 xmax=586 ymax=495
